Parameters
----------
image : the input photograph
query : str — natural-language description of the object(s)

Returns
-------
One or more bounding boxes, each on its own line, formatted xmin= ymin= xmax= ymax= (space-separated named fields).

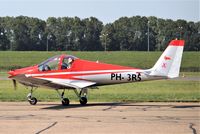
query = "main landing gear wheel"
xmin=62 ymin=98 xmax=70 ymax=106
xmin=56 ymin=90 xmax=70 ymax=106
xmin=28 ymin=97 xmax=37 ymax=105
xmin=80 ymin=97 xmax=87 ymax=105
xmin=74 ymin=89 xmax=88 ymax=105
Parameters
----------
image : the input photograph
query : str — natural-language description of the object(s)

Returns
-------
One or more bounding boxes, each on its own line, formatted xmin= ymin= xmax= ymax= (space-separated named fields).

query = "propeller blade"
xmin=12 ymin=79 xmax=17 ymax=90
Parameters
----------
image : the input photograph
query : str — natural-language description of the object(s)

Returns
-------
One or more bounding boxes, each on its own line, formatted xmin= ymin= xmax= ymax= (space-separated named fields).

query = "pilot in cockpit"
xmin=61 ymin=57 xmax=74 ymax=69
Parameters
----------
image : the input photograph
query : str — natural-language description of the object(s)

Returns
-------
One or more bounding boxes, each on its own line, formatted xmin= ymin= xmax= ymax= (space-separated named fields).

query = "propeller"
xmin=12 ymin=79 xmax=17 ymax=90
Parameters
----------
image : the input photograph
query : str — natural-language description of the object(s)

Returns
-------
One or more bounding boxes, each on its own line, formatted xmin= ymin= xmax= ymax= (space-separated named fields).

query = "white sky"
xmin=0 ymin=0 xmax=199 ymax=24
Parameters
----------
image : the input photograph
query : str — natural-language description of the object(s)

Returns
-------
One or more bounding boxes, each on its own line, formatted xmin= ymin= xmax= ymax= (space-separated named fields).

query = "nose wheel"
xmin=27 ymin=87 xmax=38 ymax=105
xmin=28 ymin=97 xmax=37 ymax=105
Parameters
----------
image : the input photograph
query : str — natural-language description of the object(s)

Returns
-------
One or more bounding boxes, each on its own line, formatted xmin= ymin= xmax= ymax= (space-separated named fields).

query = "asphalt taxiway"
xmin=0 ymin=102 xmax=199 ymax=134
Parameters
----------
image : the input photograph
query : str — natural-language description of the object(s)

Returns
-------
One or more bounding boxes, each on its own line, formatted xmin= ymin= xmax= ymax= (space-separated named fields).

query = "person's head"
xmin=68 ymin=58 xmax=73 ymax=64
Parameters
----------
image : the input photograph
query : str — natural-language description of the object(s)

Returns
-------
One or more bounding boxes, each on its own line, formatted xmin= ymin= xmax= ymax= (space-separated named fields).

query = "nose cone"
xmin=8 ymin=70 xmax=18 ymax=78
xmin=8 ymin=65 xmax=38 ymax=78
xmin=8 ymin=70 xmax=15 ymax=76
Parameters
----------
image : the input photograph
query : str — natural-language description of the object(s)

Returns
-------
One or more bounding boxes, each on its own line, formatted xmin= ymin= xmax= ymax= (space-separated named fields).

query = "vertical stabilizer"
xmin=150 ymin=39 xmax=185 ymax=78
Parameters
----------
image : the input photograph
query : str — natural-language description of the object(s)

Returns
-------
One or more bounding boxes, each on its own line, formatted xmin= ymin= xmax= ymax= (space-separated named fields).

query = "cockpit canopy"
xmin=38 ymin=55 xmax=78 ymax=71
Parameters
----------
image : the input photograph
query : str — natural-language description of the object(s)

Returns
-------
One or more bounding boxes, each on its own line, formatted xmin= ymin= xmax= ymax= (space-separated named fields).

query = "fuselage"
xmin=8 ymin=54 xmax=164 ymax=89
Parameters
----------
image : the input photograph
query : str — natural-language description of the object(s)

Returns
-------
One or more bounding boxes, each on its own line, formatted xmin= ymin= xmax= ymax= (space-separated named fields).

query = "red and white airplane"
xmin=8 ymin=39 xmax=185 ymax=106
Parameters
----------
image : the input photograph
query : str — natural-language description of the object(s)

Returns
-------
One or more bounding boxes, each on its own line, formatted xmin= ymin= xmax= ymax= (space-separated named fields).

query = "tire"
xmin=80 ymin=97 xmax=87 ymax=105
xmin=29 ymin=97 xmax=37 ymax=105
xmin=62 ymin=98 xmax=70 ymax=106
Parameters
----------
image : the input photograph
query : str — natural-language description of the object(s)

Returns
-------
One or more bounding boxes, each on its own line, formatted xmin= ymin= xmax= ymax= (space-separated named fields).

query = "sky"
xmin=0 ymin=0 xmax=199 ymax=24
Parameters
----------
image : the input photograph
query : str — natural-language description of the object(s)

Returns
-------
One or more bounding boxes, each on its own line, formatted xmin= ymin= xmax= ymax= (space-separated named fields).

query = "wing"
xmin=34 ymin=77 xmax=96 ymax=89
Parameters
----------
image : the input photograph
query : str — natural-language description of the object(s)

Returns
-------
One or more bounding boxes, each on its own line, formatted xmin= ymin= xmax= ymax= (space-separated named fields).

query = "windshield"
xmin=38 ymin=55 xmax=78 ymax=71
xmin=38 ymin=55 xmax=60 ymax=71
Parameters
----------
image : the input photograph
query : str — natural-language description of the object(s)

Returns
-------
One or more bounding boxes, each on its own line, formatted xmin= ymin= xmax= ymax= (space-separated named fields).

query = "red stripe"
xmin=169 ymin=40 xmax=185 ymax=46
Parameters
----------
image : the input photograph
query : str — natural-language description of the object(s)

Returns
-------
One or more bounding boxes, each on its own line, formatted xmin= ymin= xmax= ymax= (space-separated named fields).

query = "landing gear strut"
xmin=56 ymin=88 xmax=88 ymax=106
xmin=74 ymin=88 xmax=88 ymax=105
xmin=56 ymin=89 xmax=70 ymax=106
xmin=26 ymin=87 xmax=89 ymax=106
xmin=27 ymin=87 xmax=37 ymax=105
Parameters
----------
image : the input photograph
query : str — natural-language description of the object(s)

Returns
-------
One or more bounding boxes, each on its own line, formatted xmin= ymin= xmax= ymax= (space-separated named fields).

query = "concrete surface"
xmin=0 ymin=102 xmax=199 ymax=134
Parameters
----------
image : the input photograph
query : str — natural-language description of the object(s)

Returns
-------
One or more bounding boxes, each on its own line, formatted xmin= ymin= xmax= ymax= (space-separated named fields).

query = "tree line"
xmin=0 ymin=16 xmax=199 ymax=51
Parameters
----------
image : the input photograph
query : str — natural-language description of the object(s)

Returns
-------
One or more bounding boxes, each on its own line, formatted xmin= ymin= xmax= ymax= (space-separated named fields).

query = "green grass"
xmin=179 ymin=72 xmax=200 ymax=77
xmin=0 ymin=51 xmax=199 ymax=71
xmin=0 ymin=80 xmax=199 ymax=102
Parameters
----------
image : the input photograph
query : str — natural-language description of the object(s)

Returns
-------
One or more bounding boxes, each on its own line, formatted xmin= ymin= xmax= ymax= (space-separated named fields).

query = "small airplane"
xmin=8 ymin=39 xmax=185 ymax=106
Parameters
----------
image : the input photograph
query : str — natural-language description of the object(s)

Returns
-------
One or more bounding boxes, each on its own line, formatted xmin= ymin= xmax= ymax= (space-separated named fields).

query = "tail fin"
xmin=149 ymin=39 xmax=185 ymax=78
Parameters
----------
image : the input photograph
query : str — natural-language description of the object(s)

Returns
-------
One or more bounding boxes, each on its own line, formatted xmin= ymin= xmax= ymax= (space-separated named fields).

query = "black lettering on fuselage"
xmin=111 ymin=73 xmax=122 ymax=80
xmin=116 ymin=73 xmax=122 ymax=80
xmin=132 ymin=74 xmax=137 ymax=81
xmin=137 ymin=73 xmax=141 ymax=81
xmin=127 ymin=73 xmax=142 ymax=81
xmin=111 ymin=73 xmax=115 ymax=80
xmin=111 ymin=73 xmax=141 ymax=81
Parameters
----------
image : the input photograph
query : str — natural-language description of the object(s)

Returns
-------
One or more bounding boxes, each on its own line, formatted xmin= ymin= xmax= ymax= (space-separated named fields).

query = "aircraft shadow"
xmin=41 ymin=102 xmax=124 ymax=110
xmin=41 ymin=102 xmax=200 ymax=110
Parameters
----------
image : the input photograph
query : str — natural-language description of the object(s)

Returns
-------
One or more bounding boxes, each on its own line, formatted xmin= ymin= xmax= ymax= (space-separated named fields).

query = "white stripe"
xmin=25 ymin=69 xmax=141 ymax=77
xmin=36 ymin=77 xmax=95 ymax=88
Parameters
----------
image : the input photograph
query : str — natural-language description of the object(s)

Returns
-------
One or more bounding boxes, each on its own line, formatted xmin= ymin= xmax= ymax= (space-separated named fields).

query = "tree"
xmin=0 ymin=16 xmax=199 ymax=51
xmin=100 ymin=23 xmax=116 ymax=51
xmin=0 ymin=26 xmax=10 ymax=50
xmin=82 ymin=17 xmax=103 ymax=51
